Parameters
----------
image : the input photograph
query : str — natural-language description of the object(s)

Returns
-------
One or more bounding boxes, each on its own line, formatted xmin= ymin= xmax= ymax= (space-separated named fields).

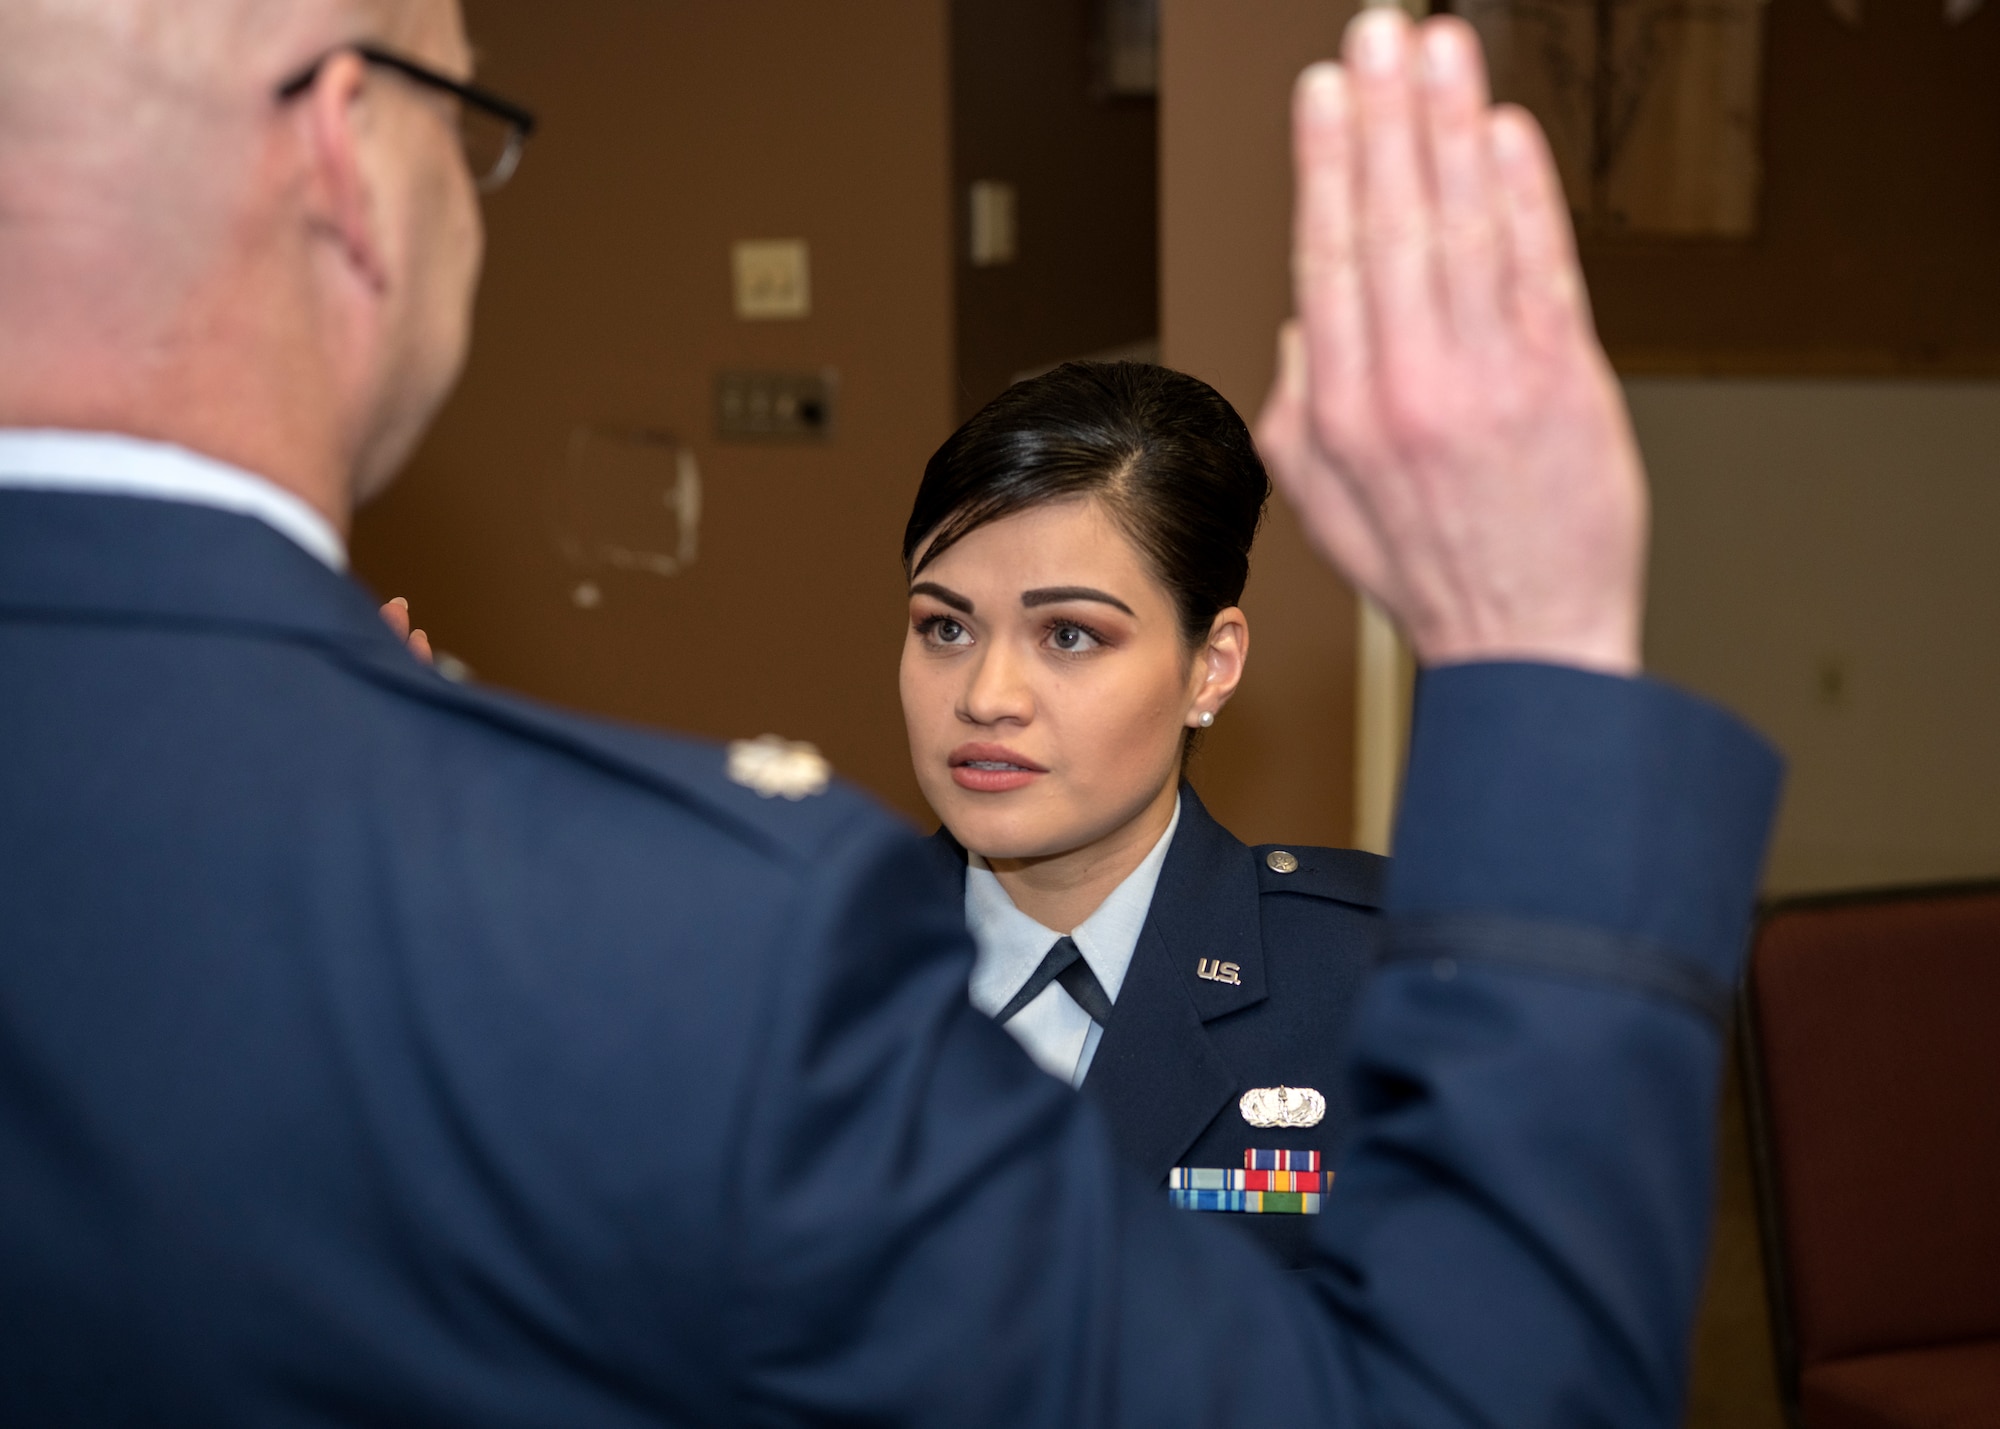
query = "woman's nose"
xmin=959 ymin=645 xmax=1033 ymax=726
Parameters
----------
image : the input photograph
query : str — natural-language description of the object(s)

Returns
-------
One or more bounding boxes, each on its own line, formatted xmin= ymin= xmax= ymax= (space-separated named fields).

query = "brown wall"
xmin=951 ymin=0 xmax=1160 ymax=418
xmin=1583 ymin=0 xmax=2000 ymax=373
xmin=351 ymin=0 xmax=954 ymax=822
xmin=1160 ymin=0 xmax=1360 ymax=848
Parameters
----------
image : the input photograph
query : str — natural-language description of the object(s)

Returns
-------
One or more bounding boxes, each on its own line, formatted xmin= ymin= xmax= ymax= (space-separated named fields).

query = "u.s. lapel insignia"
xmin=1239 ymin=1085 xmax=1326 ymax=1129
xmin=727 ymin=735 xmax=830 ymax=800
xmin=1196 ymin=958 xmax=1242 ymax=986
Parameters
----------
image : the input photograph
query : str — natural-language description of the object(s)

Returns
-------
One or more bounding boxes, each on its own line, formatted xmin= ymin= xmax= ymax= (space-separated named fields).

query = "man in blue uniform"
xmin=0 ymin=2 xmax=1781 ymax=1426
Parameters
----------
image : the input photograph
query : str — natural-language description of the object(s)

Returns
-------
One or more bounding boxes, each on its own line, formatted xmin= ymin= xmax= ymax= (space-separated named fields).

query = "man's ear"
xmin=297 ymin=52 xmax=390 ymax=293
xmin=1192 ymin=606 xmax=1250 ymax=719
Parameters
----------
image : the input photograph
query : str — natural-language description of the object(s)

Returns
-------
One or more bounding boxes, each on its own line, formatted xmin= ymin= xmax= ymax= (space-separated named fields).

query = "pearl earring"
xmin=1197 ymin=711 xmax=1215 ymax=728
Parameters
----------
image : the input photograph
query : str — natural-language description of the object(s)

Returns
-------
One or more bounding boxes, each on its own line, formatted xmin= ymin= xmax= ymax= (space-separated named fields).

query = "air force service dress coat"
xmin=0 ymin=487 xmax=1783 ymax=1427
xmin=934 ymin=787 xmax=1384 ymax=1268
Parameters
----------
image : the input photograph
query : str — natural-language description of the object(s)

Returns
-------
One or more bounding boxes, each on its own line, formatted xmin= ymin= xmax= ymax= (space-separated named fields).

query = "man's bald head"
xmin=0 ymin=1 xmax=410 ymax=177
xmin=0 ymin=0 xmax=422 ymax=293
xmin=0 ymin=0 xmax=426 ymax=110
xmin=0 ymin=0 xmax=484 ymax=526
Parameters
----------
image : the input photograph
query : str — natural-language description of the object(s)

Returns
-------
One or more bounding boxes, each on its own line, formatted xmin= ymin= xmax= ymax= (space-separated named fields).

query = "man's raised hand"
xmin=1256 ymin=11 xmax=1647 ymax=675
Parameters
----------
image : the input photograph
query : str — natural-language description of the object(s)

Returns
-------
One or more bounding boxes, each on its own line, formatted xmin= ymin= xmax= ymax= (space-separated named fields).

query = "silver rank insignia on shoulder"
xmin=1196 ymin=958 xmax=1242 ymax=986
xmin=727 ymin=734 xmax=830 ymax=800
xmin=1239 ymin=1085 xmax=1326 ymax=1129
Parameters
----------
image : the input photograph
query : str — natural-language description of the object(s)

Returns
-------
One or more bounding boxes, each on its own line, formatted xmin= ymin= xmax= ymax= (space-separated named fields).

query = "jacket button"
xmin=1265 ymin=850 xmax=1299 ymax=874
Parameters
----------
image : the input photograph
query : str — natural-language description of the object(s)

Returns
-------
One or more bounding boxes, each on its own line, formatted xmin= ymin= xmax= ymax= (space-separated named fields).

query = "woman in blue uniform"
xmin=899 ymin=360 xmax=1382 ymax=1268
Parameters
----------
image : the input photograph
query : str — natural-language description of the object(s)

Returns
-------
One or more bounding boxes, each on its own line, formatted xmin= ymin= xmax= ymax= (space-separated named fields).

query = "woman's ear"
xmin=1188 ymin=606 xmax=1249 ymax=726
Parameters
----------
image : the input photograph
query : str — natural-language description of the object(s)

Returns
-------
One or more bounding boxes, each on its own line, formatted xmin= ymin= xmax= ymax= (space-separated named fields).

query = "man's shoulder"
xmin=339 ymin=654 xmax=913 ymax=874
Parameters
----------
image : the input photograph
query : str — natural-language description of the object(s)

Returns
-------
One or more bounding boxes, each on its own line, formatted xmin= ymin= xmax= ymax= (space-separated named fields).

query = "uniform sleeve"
xmin=1310 ymin=663 xmax=1783 ymax=1426
xmin=724 ymin=662 xmax=1781 ymax=1428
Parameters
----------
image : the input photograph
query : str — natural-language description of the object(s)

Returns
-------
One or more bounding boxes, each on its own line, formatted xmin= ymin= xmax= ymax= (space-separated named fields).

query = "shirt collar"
xmin=965 ymin=793 xmax=1183 ymax=1017
xmin=0 ymin=429 xmax=348 ymax=571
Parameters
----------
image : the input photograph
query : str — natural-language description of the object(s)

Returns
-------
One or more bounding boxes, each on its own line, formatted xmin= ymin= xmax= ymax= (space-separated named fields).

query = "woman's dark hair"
xmin=902 ymin=361 xmax=1271 ymax=649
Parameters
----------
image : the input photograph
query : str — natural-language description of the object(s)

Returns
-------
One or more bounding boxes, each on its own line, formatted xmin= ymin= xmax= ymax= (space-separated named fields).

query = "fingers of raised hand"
xmin=1278 ymin=16 xmax=1643 ymax=672
xmin=1490 ymin=104 xmax=1590 ymax=352
xmin=1344 ymin=9 xmax=1441 ymax=371
xmin=1292 ymin=64 xmax=1370 ymax=420
xmin=1255 ymin=323 xmax=1395 ymax=605
xmin=1418 ymin=19 xmax=1505 ymax=352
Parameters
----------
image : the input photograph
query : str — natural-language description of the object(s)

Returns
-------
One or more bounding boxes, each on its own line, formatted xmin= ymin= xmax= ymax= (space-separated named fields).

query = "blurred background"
xmin=350 ymin=4 xmax=2000 ymax=1423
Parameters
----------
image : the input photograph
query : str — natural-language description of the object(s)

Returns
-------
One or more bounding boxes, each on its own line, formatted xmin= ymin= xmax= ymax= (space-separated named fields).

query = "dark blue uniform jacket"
xmin=0 ymin=491 xmax=1782 ymax=1427
xmin=931 ymin=788 xmax=1383 ymax=1269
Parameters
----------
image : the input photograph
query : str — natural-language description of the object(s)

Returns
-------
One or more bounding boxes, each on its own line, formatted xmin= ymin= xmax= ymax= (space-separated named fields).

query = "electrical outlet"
xmin=716 ymin=370 xmax=836 ymax=441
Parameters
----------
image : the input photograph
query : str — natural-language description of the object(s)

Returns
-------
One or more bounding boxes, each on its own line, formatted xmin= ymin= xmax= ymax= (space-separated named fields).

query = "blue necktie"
xmin=995 ymin=935 xmax=1114 ymax=1027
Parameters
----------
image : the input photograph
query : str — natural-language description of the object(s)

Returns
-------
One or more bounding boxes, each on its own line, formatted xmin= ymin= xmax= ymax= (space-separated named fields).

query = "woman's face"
xmin=900 ymin=498 xmax=1244 ymax=862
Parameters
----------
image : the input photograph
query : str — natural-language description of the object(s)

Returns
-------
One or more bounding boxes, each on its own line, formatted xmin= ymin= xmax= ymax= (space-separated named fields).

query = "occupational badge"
xmin=727 ymin=734 xmax=831 ymax=800
xmin=1238 ymin=1084 xmax=1326 ymax=1129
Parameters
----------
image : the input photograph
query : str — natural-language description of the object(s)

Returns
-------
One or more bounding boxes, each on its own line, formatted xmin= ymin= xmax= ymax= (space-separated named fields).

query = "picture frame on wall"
xmin=1095 ymin=0 xmax=1158 ymax=98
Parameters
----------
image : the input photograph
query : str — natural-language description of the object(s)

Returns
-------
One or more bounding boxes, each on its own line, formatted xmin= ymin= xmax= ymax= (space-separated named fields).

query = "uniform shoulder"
xmin=1248 ymin=841 xmax=1386 ymax=910
xmin=356 ymin=656 xmax=905 ymax=869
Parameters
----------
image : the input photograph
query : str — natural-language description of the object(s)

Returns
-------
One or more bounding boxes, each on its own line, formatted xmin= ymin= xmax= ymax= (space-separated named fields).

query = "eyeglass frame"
xmin=276 ymin=44 xmax=538 ymax=193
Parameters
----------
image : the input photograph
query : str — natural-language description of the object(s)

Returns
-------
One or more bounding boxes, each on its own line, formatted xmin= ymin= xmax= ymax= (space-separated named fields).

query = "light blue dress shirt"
xmin=0 ymin=429 xmax=347 ymax=571
xmin=965 ymin=795 xmax=1182 ymax=1087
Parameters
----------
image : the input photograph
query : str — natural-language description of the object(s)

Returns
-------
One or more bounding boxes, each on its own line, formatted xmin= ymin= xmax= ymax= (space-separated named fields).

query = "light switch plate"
xmin=732 ymin=239 xmax=811 ymax=320
xmin=968 ymin=181 xmax=1017 ymax=267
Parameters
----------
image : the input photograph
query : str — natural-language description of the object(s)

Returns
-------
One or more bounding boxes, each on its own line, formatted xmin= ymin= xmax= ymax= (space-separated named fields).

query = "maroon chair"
xmin=1741 ymin=883 xmax=2000 ymax=1429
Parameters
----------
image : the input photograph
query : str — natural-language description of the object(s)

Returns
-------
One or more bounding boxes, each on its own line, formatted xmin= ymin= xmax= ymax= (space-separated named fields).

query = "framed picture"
xmin=1097 ymin=0 xmax=1159 ymax=98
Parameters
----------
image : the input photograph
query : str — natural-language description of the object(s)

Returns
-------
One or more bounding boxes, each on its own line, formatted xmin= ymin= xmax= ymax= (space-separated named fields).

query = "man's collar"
xmin=0 ymin=487 xmax=386 ymax=662
xmin=0 ymin=429 xmax=347 ymax=571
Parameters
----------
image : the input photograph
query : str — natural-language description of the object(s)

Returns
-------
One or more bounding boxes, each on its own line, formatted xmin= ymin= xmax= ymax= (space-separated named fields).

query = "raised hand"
xmin=1255 ymin=11 xmax=1646 ymax=675
xmin=379 ymin=597 xmax=434 ymax=665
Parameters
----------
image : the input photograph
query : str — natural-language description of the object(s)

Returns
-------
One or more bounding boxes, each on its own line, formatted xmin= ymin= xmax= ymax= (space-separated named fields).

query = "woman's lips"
xmin=948 ymin=744 xmax=1047 ymax=793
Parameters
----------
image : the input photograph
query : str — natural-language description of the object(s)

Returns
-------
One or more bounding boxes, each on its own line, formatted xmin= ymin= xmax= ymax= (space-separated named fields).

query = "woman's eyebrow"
xmin=1020 ymin=586 xmax=1136 ymax=616
xmin=909 ymin=581 xmax=973 ymax=613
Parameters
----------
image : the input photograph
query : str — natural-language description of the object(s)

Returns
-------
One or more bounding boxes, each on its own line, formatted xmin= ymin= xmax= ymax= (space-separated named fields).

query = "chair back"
xmin=1742 ymin=882 xmax=2000 ymax=1418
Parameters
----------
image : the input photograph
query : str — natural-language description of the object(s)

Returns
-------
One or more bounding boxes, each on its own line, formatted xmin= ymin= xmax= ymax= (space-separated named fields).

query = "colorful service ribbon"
xmin=1169 ymin=1168 xmax=1323 ymax=1193
xmin=1168 ymin=1189 xmax=1322 ymax=1215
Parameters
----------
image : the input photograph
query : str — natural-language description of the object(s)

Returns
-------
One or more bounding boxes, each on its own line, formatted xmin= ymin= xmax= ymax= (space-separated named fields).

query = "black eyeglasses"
xmin=277 ymin=44 xmax=538 ymax=193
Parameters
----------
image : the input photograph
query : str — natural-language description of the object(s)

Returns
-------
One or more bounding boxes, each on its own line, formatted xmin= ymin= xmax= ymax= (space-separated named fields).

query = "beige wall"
xmin=352 ymin=0 xmax=954 ymax=821
xmin=1160 ymin=0 xmax=1361 ymax=848
xmin=1637 ymin=379 xmax=2000 ymax=895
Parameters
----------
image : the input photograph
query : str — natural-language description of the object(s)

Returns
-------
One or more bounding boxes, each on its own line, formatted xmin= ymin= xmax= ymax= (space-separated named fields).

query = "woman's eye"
xmin=1048 ymin=623 xmax=1102 ymax=653
xmin=918 ymin=616 xmax=971 ymax=646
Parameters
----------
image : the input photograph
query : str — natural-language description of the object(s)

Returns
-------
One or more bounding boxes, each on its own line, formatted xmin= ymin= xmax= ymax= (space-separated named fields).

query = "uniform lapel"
xmin=1083 ymin=785 xmax=1265 ymax=1182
